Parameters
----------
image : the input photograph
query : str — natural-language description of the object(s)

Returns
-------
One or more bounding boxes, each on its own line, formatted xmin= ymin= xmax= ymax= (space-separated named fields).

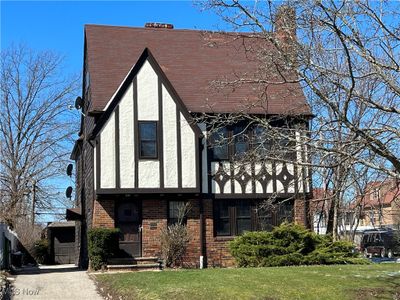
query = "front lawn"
xmin=95 ymin=264 xmax=400 ymax=300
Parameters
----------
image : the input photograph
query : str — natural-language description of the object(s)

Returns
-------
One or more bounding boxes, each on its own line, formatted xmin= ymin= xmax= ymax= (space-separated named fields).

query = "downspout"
xmin=198 ymin=135 xmax=206 ymax=268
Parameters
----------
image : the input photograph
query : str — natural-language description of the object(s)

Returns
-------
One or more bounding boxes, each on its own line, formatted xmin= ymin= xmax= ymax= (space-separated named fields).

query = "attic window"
xmin=138 ymin=121 xmax=158 ymax=159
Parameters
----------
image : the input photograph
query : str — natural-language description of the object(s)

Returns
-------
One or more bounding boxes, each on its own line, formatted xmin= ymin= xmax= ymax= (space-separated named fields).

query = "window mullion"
xmin=231 ymin=202 xmax=236 ymax=236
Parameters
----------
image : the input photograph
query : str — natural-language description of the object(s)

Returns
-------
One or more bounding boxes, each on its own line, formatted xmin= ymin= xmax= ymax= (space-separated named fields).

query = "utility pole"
xmin=32 ymin=180 xmax=36 ymax=226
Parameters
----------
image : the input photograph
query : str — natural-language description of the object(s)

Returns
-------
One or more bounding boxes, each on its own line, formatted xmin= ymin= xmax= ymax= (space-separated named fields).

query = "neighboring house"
xmin=356 ymin=179 xmax=400 ymax=229
xmin=68 ymin=12 xmax=312 ymax=268
xmin=311 ymin=180 xmax=400 ymax=242
xmin=0 ymin=223 xmax=18 ymax=269
xmin=310 ymin=188 xmax=332 ymax=234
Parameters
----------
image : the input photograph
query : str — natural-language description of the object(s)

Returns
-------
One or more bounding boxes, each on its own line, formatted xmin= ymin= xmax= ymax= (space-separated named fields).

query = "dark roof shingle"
xmin=85 ymin=24 xmax=310 ymax=115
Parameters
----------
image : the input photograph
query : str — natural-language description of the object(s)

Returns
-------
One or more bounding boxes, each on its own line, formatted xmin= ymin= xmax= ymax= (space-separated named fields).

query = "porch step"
xmin=107 ymin=257 xmax=160 ymax=265
xmin=107 ymin=257 xmax=163 ymax=271
xmin=106 ymin=263 xmax=162 ymax=272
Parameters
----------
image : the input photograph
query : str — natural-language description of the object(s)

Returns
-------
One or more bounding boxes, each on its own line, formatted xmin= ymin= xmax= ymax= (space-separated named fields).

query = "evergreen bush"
xmin=229 ymin=223 xmax=368 ymax=267
xmin=87 ymin=228 xmax=119 ymax=271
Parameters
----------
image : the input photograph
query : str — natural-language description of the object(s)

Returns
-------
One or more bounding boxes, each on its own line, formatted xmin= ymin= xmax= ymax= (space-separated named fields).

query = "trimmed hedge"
xmin=88 ymin=228 xmax=120 ymax=271
xmin=229 ymin=223 xmax=369 ymax=267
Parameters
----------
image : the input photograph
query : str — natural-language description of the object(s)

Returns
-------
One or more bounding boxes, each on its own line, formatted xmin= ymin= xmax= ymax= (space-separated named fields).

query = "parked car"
xmin=360 ymin=229 xmax=400 ymax=258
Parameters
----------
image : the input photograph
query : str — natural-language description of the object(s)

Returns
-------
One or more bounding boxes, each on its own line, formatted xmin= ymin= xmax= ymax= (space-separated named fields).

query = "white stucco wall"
xmin=119 ymin=83 xmax=135 ymax=188
xmin=266 ymin=163 xmax=273 ymax=193
xmin=180 ymin=113 xmax=196 ymax=188
xmin=138 ymin=160 xmax=160 ymax=188
xmin=234 ymin=180 xmax=242 ymax=193
xmin=211 ymin=162 xmax=219 ymax=193
xmin=255 ymin=181 xmax=263 ymax=193
xmin=162 ymin=85 xmax=178 ymax=188
xmin=296 ymin=131 xmax=304 ymax=193
xmin=100 ymin=113 xmax=116 ymax=188
xmin=287 ymin=163 xmax=295 ymax=193
xmin=137 ymin=60 xmax=159 ymax=121
xmin=223 ymin=181 xmax=231 ymax=193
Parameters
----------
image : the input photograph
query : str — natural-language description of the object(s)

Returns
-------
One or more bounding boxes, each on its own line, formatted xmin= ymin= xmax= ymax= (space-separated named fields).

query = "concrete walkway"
xmin=11 ymin=264 xmax=102 ymax=300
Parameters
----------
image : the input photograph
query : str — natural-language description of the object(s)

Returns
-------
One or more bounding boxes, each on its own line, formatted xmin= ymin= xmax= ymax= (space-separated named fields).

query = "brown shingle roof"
xmin=85 ymin=24 xmax=310 ymax=115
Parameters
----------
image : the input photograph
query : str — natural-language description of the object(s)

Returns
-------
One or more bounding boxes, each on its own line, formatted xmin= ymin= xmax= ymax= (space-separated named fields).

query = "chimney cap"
xmin=145 ymin=23 xmax=174 ymax=29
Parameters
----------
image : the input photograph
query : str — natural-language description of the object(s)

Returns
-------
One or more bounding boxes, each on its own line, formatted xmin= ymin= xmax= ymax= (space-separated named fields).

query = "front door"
xmin=116 ymin=201 xmax=142 ymax=257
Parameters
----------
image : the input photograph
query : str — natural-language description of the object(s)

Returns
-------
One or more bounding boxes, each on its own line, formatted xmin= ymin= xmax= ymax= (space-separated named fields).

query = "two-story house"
xmin=356 ymin=180 xmax=400 ymax=229
xmin=68 ymin=15 xmax=312 ymax=269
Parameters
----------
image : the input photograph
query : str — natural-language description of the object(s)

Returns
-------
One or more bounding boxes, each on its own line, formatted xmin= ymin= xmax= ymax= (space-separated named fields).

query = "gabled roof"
xmin=362 ymin=180 xmax=400 ymax=208
xmin=85 ymin=24 xmax=310 ymax=115
xmin=90 ymin=48 xmax=202 ymax=139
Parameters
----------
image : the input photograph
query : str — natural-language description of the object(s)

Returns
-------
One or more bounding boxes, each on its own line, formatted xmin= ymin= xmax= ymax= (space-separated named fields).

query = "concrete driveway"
xmin=10 ymin=264 xmax=102 ymax=300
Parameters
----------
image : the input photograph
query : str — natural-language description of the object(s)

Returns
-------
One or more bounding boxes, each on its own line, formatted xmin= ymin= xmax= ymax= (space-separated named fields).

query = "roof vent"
xmin=145 ymin=23 xmax=174 ymax=29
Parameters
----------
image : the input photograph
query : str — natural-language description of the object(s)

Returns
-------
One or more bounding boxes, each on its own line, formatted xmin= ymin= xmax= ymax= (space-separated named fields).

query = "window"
xmin=210 ymin=123 xmax=296 ymax=161
xmin=138 ymin=121 xmax=157 ymax=158
xmin=255 ymin=201 xmax=294 ymax=232
xmin=214 ymin=200 xmax=294 ymax=236
xmin=215 ymin=200 xmax=231 ymax=235
xmin=236 ymin=200 xmax=252 ymax=234
xmin=277 ymin=128 xmax=295 ymax=159
xmin=211 ymin=128 xmax=229 ymax=160
xmin=168 ymin=201 xmax=188 ymax=225
xmin=214 ymin=200 xmax=253 ymax=236
xmin=252 ymin=125 xmax=271 ymax=156
xmin=233 ymin=126 xmax=249 ymax=157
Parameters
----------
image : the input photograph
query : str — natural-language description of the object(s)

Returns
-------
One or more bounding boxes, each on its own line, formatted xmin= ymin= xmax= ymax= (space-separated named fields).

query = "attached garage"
xmin=47 ymin=221 xmax=76 ymax=264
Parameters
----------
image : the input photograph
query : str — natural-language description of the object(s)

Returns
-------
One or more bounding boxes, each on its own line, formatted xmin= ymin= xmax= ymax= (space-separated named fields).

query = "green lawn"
xmin=95 ymin=264 xmax=400 ymax=300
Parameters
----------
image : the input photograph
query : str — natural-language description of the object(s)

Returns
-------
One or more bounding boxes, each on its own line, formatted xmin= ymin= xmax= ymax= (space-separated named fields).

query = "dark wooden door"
xmin=53 ymin=228 xmax=75 ymax=264
xmin=116 ymin=202 xmax=141 ymax=257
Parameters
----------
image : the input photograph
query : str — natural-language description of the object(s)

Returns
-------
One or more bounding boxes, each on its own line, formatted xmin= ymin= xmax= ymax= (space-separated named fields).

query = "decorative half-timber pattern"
xmin=210 ymin=161 xmax=303 ymax=196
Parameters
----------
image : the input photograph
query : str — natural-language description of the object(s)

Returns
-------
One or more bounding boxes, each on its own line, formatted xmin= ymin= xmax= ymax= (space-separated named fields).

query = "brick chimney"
xmin=274 ymin=5 xmax=297 ymax=69
xmin=274 ymin=5 xmax=296 ymax=44
xmin=145 ymin=23 xmax=174 ymax=29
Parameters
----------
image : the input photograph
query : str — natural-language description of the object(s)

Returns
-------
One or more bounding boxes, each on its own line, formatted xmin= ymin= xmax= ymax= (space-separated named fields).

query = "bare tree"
xmin=198 ymin=0 xmax=400 ymax=238
xmin=0 ymin=44 xmax=79 ymax=227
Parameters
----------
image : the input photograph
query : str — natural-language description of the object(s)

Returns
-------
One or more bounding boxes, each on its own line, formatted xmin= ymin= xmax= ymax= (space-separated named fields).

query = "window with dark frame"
xmin=236 ymin=200 xmax=252 ymax=235
xmin=168 ymin=201 xmax=188 ymax=225
xmin=233 ymin=126 xmax=249 ymax=157
xmin=211 ymin=127 xmax=229 ymax=160
xmin=252 ymin=125 xmax=271 ymax=156
xmin=138 ymin=121 xmax=158 ymax=159
xmin=214 ymin=200 xmax=294 ymax=236
xmin=214 ymin=200 xmax=253 ymax=236
xmin=215 ymin=200 xmax=231 ymax=236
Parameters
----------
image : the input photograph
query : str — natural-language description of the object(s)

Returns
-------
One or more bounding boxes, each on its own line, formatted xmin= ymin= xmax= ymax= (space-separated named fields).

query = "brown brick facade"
xmin=203 ymin=199 xmax=235 ymax=267
xmin=92 ymin=198 xmax=115 ymax=228
xmin=141 ymin=199 xmax=167 ymax=257
xmin=294 ymin=197 xmax=309 ymax=227
xmin=91 ymin=197 xmax=310 ymax=268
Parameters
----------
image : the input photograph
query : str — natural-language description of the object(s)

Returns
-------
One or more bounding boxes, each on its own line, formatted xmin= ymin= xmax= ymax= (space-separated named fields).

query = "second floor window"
xmin=211 ymin=128 xmax=229 ymax=160
xmin=210 ymin=123 xmax=296 ymax=161
xmin=138 ymin=121 xmax=157 ymax=158
xmin=233 ymin=125 xmax=249 ymax=157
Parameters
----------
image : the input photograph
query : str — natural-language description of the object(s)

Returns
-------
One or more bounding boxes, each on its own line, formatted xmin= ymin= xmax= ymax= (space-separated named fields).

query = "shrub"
xmin=229 ymin=223 xmax=368 ymax=267
xmin=87 ymin=228 xmax=119 ymax=271
xmin=31 ymin=239 xmax=50 ymax=265
xmin=160 ymin=223 xmax=190 ymax=267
